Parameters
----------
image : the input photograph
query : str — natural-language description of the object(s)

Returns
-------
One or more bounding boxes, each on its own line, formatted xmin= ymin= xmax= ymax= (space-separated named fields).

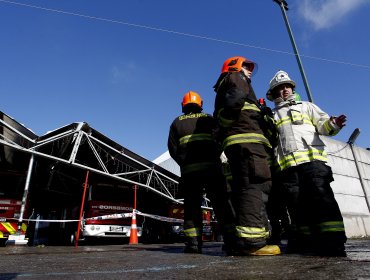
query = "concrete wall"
xmin=324 ymin=137 xmax=370 ymax=237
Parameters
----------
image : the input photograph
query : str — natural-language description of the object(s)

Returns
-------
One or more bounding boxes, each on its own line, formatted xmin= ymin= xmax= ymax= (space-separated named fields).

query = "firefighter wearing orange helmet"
xmin=213 ymin=56 xmax=280 ymax=256
xmin=168 ymin=91 xmax=234 ymax=254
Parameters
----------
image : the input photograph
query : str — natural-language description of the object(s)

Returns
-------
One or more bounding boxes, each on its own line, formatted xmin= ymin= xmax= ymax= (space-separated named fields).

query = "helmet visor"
xmin=242 ymin=62 xmax=258 ymax=76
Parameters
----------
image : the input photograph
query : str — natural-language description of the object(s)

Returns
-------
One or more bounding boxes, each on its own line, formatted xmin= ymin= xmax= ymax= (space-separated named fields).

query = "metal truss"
xmin=0 ymin=118 xmax=181 ymax=204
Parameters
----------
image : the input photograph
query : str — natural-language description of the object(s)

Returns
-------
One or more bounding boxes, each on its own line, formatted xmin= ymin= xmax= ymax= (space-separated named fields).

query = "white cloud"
xmin=299 ymin=0 xmax=369 ymax=30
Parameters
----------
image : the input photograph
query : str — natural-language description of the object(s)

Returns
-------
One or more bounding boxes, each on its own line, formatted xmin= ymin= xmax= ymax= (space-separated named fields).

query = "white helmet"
xmin=266 ymin=70 xmax=296 ymax=101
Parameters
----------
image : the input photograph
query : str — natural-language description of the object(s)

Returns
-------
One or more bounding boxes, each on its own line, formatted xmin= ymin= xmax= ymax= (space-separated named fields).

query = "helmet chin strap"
xmin=274 ymin=93 xmax=295 ymax=105
xmin=285 ymin=93 xmax=295 ymax=101
xmin=240 ymin=68 xmax=252 ymax=79
xmin=274 ymin=97 xmax=284 ymax=105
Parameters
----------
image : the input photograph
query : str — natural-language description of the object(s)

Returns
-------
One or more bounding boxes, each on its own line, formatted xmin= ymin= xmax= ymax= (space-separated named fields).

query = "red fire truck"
xmin=168 ymin=197 xmax=219 ymax=242
xmin=0 ymin=191 xmax=28 ymax=246
xmin=81 ymin=183 xmax=143 ymax=241
xmin=0 ymin=112 xmax=37 ymax=246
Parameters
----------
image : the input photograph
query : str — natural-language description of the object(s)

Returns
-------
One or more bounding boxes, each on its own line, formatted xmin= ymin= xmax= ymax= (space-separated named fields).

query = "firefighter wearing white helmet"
xmin=266 ymin=70 xmax=296 ymax=101
xmin=266 ymin=70 xmax=347 ymax=257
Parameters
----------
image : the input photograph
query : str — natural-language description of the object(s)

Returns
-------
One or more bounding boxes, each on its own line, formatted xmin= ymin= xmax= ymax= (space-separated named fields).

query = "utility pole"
xmin=273 ymin=0 xmax=314 ymax=103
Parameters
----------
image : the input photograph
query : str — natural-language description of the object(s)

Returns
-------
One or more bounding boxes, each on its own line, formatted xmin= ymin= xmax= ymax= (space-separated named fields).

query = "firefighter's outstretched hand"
xmin=332 ymin=114 xmax=347 ymax=128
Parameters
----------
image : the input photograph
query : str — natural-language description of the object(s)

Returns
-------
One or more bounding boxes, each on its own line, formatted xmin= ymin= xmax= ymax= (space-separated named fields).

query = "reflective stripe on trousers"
xmin=318 ymin=221 xmax=345 ymax=233
xmin=235 ymin=226 xmax=269 ymax=239
xmin=183 ymin=227 xmax=201 ymax=238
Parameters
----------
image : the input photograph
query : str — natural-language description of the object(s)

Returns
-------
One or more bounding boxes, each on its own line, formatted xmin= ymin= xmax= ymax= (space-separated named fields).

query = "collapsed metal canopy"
xmin=0 ymin=111 xmax=181 ymax=204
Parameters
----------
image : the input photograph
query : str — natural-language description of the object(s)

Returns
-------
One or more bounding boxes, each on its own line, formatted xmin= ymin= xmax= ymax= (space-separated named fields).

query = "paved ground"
xmin=0 ymin=239 xmax=370 ymax=279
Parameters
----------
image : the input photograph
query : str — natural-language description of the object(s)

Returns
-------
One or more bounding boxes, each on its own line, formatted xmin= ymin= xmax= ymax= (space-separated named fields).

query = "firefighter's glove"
xmin=261 ymin=106 xmax=273 ymax=118
xmin=263 ymin=114 xmax=279 ymax=147
xmin=331 ymin=114 xmax=347 ymax=129
xmin=213 ymin=127 xmax=221 ymax=143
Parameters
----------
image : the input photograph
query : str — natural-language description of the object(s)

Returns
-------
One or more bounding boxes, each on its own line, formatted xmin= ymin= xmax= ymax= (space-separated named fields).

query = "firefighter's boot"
xmin=184 ymin=237 xmax=202 ymax=254
xmin=316 ymin=244 xmax=346 ymax=257
xmin=234 ymin=238 xmax=281 ymax=256
xmin=243 ymin=245 xmax=281 ymax=256
xmin=314 ymin=237 xmax=347 ymax=257
xmin=222 ymin=234 xmax=239 ymax=256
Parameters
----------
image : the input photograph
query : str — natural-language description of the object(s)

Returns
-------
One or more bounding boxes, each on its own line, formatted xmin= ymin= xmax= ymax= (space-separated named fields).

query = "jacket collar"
xmin=274 ymin=94 xmax=300 ymax=108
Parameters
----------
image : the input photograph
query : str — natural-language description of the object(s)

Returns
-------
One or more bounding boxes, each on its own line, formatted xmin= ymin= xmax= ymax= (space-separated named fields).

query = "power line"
xmin=1 ymin=0 xmax=370 ymax=70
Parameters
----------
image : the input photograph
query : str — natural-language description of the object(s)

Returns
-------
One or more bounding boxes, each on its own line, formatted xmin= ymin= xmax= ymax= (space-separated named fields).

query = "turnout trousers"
xmin=225 ymin=143 xmax=271 ymax=247
xmin=182 ymin=164 xmax=234 ymax=249
xmin=277 ymin=161 xmax=347 ymax=251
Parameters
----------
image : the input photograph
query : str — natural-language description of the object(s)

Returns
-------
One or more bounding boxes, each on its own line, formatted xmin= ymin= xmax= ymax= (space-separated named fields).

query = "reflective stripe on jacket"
xmin=218 ymin=101 xmax=272 ymax=149
xmin=213 ymin=72 xmax=272 ymax=150
xmin=168 ymin=112 xmax=222 ymax=175
xmin=273 ymin=100 xmax=341 ymax=171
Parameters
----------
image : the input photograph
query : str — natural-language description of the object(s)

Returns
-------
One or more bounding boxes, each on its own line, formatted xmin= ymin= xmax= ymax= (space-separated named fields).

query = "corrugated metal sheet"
xmin=153 ymin=151 xmax=180 ymax=177
xmin=154 ymin=137 xmax=370 ymax=237
xmin=323 ymin=136 xmax=370 ymax=237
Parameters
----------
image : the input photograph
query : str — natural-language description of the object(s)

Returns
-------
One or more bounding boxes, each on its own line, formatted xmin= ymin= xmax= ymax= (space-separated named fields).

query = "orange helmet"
xmin=221 ymin=56 xmax=257 ymax=74
xmin=181 ymin=91 xmax=203 ymax=109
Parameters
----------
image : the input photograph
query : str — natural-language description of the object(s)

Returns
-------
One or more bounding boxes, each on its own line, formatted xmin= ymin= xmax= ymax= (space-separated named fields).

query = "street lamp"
xmin=347 ymin=128 xmax=370 ymax=213
xmin=273 ymin=0 xmax=288 ymax=9
xmin=273 ymin=0 xmax=314 ymax=103
xmin=347 ymin=128 xmax=361 ymax=145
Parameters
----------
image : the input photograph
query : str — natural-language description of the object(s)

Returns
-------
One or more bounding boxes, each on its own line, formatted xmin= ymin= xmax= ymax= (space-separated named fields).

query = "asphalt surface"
xmin=1 ymin=239 xmax=370 ymax=280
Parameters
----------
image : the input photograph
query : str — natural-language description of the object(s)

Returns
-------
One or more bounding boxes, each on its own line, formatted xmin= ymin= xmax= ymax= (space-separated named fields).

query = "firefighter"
xmin=267 ymin=90 xmax=303 ymax=246
xmin=213 ymin=56 xmax=281 ymax=256
xmin=266 ymin=70 xmax=347 ymax=256
xmin=168 ymin=91 xmax=234 ymax=254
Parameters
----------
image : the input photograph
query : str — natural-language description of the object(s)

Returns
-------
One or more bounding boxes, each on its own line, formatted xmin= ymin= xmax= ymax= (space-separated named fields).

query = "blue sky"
xmin=1 ymin=0 xmax=369 ymax=161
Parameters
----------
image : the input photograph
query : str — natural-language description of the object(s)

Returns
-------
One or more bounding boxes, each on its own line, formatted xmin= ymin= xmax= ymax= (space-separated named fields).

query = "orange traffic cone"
xmin=129 ymin=211 xmax=138 ymax=245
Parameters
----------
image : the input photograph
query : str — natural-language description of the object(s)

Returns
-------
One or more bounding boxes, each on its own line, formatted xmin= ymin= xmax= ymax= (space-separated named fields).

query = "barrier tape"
xmin=4 ymin=218 xmax=80 ymax=223
xmin=85 ymin=212 xmax=133 ymax=221
xmin=1 ymin=210 xmax=184 ymax=224
xmin=135 ymin=210 xmax=183 ymax=223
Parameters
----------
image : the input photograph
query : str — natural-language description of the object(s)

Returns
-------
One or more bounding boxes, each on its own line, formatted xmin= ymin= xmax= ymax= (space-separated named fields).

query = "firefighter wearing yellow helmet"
xmin=213 ymin=56 xmax=281 ymax=256
xmin=266 ymin=70 xmax=347 ymax=256
xmin=168 ymin=91 xmax=234 ymax=254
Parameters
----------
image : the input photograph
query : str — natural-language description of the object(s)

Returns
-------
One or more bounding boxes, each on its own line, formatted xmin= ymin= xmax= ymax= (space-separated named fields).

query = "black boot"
xmin=222 ymin=235 xmax=239 ymax=256
xmin=313 ymin=232 xmax=347 ymax=257
xmin=315 ymin=241 xmax=346 ymax=257
xmin=184 ymin=237 xmax=202 ymax=254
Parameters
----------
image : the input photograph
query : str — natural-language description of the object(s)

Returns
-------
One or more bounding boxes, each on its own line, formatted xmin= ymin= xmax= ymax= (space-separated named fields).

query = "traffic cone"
xmin=129 ymin=211 xmax=138 ymax=245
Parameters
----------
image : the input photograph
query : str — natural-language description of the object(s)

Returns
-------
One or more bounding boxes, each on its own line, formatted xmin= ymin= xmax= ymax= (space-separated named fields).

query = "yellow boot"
xmin=243 ymin=245 xmax=281 ymax=256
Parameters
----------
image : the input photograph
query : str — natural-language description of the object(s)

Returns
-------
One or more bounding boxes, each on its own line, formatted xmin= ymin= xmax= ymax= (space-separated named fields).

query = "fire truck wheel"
xmin=0 ymin=238 xmax=7 ymax=247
